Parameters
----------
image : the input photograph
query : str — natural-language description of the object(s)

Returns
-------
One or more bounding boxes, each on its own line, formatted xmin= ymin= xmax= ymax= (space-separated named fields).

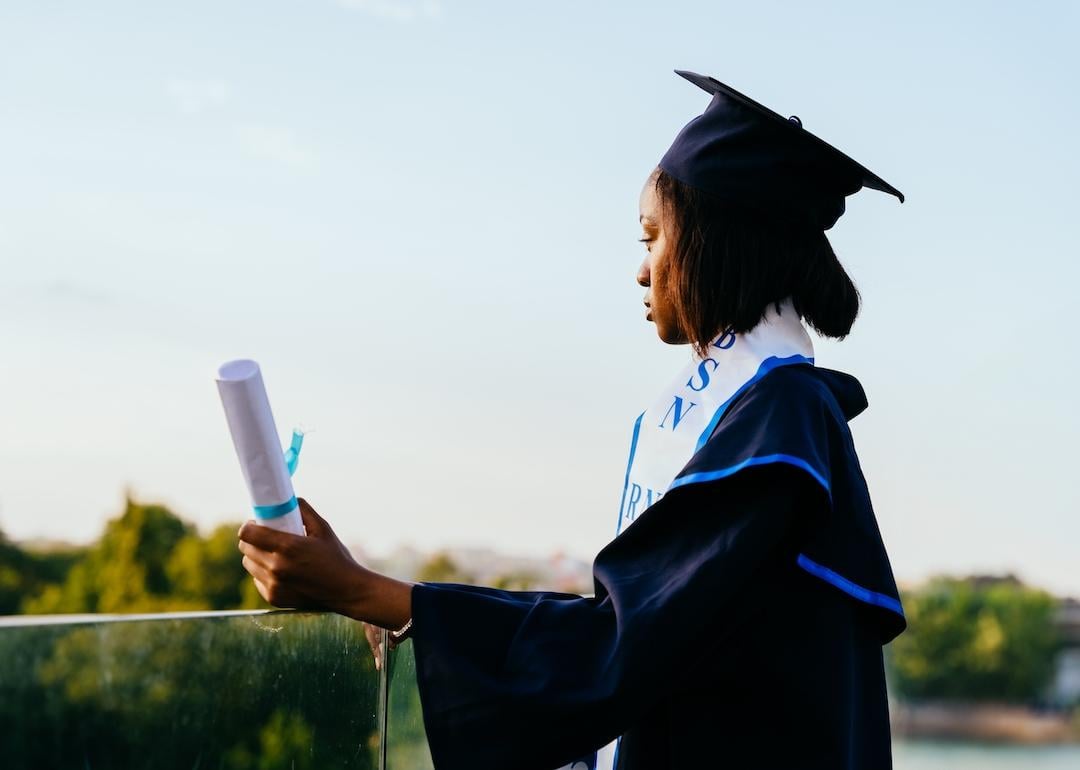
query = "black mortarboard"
xmin=658 ymin=70 xmax=903 ymax=230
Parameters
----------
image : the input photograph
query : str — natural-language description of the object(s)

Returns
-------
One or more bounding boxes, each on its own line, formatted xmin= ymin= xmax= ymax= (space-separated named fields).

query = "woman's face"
xmin=637 ymin=171 xmax=686 ymax=345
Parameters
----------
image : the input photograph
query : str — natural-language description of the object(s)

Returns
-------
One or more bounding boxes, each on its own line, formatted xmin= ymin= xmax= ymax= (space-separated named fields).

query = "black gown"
xmin=409 ymin=364 xmax=907 ymax=770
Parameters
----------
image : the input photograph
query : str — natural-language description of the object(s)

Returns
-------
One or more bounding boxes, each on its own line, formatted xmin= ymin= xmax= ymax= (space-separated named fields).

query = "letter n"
xmin=658 ymin=396 xmax=697 ymax=430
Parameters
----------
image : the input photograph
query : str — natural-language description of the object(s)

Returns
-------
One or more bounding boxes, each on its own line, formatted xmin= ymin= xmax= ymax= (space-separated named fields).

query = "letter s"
xmin=686 ymin=358 xmax=719 ymax=392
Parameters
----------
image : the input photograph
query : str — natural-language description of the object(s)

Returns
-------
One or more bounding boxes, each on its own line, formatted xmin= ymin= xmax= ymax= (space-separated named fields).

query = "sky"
xmin=1 ymin=1 xmax=1078 ymax=595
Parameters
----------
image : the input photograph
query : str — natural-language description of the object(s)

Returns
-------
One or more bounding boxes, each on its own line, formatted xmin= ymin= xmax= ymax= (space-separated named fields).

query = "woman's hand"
xmin=237 ymin=498 xmax=368 ymax=616
xmin=361 ymin=616 xmax=414 ymax=671
xmin=363 ymin=622 xmax=389 ymax=671
xmin=238 ymin=498 xmax=416 ymax=635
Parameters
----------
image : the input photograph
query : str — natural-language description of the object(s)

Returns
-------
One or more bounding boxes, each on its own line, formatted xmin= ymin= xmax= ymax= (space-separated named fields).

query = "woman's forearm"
xmin=341 ymin=564 xmax=415 ymax=629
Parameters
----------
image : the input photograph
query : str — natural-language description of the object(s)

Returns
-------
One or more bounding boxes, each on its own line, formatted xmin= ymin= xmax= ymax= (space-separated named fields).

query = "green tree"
xmin=18 ymin=496 xmax=270 ymax=615
xmin=0 ymin=536 xmax=26 ymax=615
xmin=0 ymin=530 xmax=86 ymax=615
xmin=24 ymin=496 xmax=194 ymax=613
xmin=166 ymin=523 xmax=250 ymax=609
xmin=886 ymin=575 xmax=1062 ymax=702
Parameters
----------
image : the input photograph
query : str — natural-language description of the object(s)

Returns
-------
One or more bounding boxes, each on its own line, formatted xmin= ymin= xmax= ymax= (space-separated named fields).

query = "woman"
xmin=238 ymin=71 xmax=907 ymax=770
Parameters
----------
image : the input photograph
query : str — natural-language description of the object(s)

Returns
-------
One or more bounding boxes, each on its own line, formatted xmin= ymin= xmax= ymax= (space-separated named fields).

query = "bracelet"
xmin=389 ymin=617 xmax=413 ymax=644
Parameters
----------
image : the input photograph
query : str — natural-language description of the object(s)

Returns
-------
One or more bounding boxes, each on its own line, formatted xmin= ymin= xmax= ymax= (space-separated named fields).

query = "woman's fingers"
xmin=243 ymin=554 xmax=301 ymax=607
xmin=246 ymin=562 xmax=312 ymax=609
xmin=242 ymin=554 xmax=273 ymax=585
xmin=251 ymin=576 xmax=285 ymax=607
xmin=238 ymin=519 xmax=302 ymax=554
xmin=297 ymin=498 xmax=331 ymax=538
xmin=362 ymin=622 xmax=383 ymax=670
xmin=237 ymin=539 xmax=277 ymax=573
xmin=252 ymin=576 xmax=270 ymax=603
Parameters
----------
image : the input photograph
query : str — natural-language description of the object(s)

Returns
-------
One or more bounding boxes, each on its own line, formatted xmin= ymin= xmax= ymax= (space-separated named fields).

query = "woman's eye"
xmin=638 ymin=237 xmax=653 ymax=249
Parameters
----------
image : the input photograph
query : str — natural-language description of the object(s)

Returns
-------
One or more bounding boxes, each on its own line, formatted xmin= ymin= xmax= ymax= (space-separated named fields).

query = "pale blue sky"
xmin=1 ymin=1 xmax=1077 ymax=594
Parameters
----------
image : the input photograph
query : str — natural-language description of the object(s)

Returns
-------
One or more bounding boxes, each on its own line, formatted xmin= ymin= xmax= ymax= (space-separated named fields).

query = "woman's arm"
xmin=236 ymin=498 xmax=414 ymax=630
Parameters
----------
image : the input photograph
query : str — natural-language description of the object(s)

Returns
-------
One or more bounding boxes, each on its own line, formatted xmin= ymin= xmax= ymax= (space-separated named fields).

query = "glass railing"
xmin=385 ymin=635 xmax=436 ymax=770
xmin=0 ymin=610 xmax=432 ymax=770
xmin=7 ymin=611 xmax=1080 ymax=769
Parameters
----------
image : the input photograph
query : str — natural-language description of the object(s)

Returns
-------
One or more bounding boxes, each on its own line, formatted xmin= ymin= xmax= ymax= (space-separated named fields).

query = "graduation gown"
xmin=409 ymin=363 xmax=906 ymax=770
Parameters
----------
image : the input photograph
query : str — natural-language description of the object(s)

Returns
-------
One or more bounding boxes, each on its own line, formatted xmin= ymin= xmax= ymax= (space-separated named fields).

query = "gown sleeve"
xmin=408 ymin=464 xmax=827 ymax=770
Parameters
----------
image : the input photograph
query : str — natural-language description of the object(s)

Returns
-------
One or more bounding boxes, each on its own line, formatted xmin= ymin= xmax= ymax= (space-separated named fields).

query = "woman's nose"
xmin=636 ymin=258 xmax=650 ymax=287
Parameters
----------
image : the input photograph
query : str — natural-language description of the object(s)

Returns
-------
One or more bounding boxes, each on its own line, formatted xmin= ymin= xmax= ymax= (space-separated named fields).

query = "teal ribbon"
xmin=253 ymin=429 xmax=305 ymax=520
xmin=284 ymin=429 xmax=304 ymax=476
xmin=254 ymin=496 xmax=298 ymax=520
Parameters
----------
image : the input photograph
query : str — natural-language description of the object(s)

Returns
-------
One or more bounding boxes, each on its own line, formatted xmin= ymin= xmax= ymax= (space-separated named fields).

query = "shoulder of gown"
xmin=673 ymin=362 xmax=907 ymax=644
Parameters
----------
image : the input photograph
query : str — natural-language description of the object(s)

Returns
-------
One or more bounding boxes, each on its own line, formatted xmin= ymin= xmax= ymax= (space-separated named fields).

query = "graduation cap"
xmin=658 ymin=70 xmax=903 ymax=230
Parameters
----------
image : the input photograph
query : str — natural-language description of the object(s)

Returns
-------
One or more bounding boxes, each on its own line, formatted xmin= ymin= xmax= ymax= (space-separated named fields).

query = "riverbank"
xmin=892 ymin=702 xmax=1080 ymax=744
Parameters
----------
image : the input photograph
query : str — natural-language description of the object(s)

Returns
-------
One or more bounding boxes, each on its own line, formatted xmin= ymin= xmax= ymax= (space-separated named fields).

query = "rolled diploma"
xmin=216 ymin=359 xmax=305 ymax=536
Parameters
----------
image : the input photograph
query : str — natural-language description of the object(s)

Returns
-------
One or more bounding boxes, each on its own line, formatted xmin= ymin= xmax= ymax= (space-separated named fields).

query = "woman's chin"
xmin=654 ymin=324 xmax=689 ymax=346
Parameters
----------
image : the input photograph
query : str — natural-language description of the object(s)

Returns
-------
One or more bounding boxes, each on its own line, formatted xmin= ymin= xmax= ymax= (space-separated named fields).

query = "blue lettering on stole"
xmin=686 ymin=358 xmax=719 ymax=392
xmin=713 ymin=328 xmax=736 ymax=350
xmin=658 ymin=396 xmax=697 ymax=430
xmin=623 ymin=484 xmax=664 ymax=524
xmin=626 ymin=483 xmax=642 ymax=520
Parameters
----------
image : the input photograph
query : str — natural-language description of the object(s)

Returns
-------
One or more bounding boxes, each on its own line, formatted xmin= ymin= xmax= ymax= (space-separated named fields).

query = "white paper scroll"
xmin=216 ymin=359 xmax=305 ymax=536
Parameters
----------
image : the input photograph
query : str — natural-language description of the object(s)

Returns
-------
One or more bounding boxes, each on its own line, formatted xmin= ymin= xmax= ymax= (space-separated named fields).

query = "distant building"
xmin=1048 ymin=597 xmax=1080 ymax=706
xmin=352 ymin=543 xmax=593 ymax=595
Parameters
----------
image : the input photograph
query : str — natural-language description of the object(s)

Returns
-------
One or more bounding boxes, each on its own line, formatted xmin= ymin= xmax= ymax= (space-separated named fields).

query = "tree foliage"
xmin=12 ymin=496 xmax=264 ymax=615
xmin=886 ymin=575 xmax=1063 ymax=702
xmin=0 ymin=530 xmax=86 ymax=615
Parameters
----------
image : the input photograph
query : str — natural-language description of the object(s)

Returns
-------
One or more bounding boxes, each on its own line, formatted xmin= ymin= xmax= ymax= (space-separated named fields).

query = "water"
xmin=895 ymin=739 xmax=1080 ymax=769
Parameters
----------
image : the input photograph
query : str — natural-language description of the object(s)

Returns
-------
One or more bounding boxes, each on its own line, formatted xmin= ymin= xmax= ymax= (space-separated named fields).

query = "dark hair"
xmin=653 ymin=168 xmax=860 ymax=358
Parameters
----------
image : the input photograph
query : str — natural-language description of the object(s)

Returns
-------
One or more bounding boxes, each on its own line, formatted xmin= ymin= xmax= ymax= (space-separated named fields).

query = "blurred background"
xmin=1 ymin=1 xmax=1078 ymax=765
